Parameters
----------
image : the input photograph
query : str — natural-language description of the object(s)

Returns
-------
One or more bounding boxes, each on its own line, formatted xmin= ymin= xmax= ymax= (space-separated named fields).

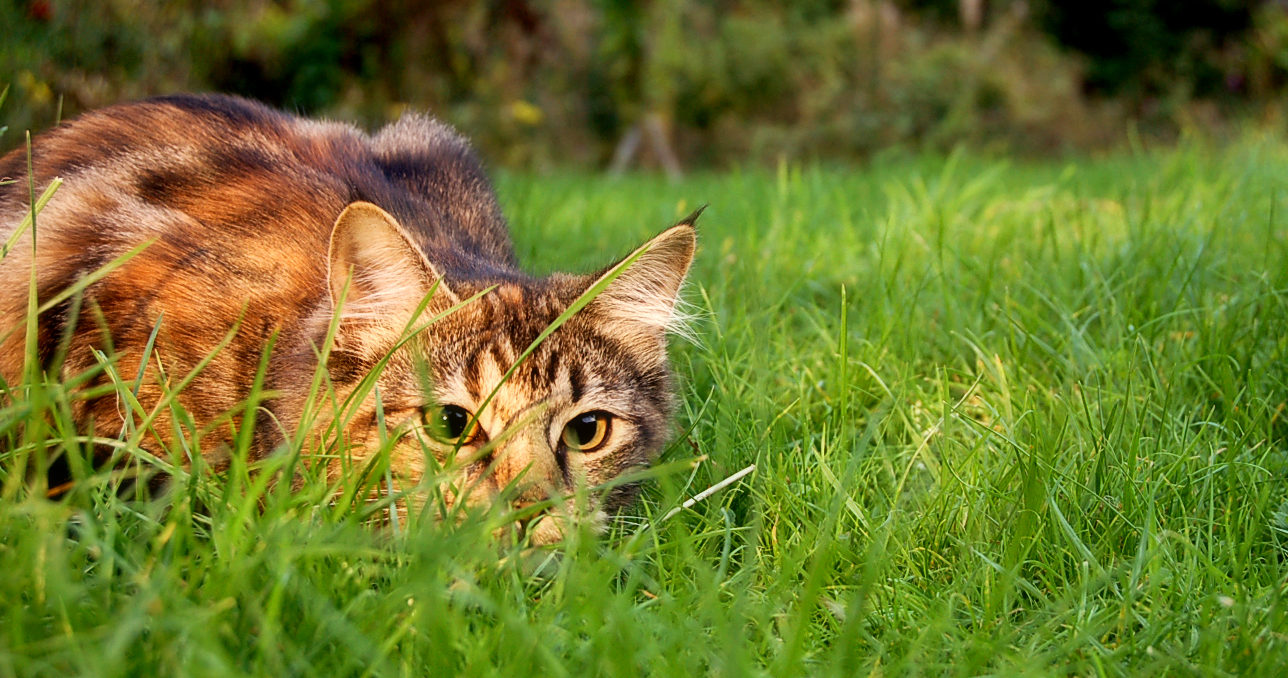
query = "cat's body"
xmin=0 ymin=94 xmax=696 ymax=543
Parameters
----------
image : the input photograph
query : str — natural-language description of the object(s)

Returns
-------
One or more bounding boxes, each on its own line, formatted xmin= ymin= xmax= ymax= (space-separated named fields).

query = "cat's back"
xmin=0 ymin=93 xmax=516 ymax=268
xmin=0 ymin=94 xmax=516 ymax=401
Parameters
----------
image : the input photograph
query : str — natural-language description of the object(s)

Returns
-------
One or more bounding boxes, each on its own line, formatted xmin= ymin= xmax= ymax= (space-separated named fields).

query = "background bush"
xmin=7 ymin=0 xmax=1288 ymax=168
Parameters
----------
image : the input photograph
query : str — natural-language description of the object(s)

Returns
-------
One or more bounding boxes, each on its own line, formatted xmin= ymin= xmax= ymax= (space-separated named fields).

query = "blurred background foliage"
xmin=6 ymin=0 xmax=1288 ymax=169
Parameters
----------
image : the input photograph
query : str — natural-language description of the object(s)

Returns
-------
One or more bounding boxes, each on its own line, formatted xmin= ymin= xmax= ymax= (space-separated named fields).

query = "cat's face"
xmin=317 ymin=203 xmax=695 ymax=544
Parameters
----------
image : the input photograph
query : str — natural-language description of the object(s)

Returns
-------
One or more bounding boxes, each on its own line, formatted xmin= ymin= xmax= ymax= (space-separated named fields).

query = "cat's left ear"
xmin=586 ymin=208 xmax=700 ymax=340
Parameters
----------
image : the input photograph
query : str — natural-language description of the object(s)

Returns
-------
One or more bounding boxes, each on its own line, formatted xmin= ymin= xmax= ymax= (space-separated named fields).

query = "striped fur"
xmin=0 ymin=94 xmax=696 ymax=544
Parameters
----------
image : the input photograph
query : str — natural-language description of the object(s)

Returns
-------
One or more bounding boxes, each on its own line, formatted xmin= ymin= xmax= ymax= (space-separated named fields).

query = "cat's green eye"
xmin=425 ymin=404 xmax=480 ymax=444
xmin=561 ymin=411 xmax=612 ymax=452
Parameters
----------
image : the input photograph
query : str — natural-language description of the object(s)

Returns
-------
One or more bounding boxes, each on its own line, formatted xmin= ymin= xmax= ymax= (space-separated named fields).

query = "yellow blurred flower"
xmin=509 ymin=100 xmax=542 ymax=126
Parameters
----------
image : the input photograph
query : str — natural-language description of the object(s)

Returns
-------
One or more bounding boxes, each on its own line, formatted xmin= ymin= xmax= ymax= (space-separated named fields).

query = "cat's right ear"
xmin=327 ymin=201 xmax=457 ymax=328
xmin=584 ymin=209 xmax=699 ymax=345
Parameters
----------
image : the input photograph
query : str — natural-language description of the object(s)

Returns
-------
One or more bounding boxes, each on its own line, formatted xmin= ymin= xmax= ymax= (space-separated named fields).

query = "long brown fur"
xmin=0 ymin=94 xmax=696 ymax=544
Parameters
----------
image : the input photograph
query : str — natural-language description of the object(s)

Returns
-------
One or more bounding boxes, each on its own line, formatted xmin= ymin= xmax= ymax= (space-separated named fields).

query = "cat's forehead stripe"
xmin=441 ymin=321 xmax=664 ymax=410
xmin=542 ymin=349 xmax=561 ymax=388
xmin=461 ymin=343 xmax=485 ymax=401
xmin=568 ymin=360 xmax=585 ymax=404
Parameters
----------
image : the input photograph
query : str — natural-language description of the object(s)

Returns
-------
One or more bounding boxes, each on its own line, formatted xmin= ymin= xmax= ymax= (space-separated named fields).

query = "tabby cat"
xmin=0 ymin=94 xmax=697 ymax=544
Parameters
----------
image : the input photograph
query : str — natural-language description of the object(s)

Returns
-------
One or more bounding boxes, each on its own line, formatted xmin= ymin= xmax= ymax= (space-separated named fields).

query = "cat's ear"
xmin=327 ymin=201 xmax=457 ymax=326
xmin=587 ymin=210 xmax=699 ymax=342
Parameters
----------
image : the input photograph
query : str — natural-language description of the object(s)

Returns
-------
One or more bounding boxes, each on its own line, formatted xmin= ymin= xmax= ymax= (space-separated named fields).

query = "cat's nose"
xmin=509 ymin=499 xmax=567 ymax=545
xmin=511 ymin=499 xmax=545 ymax=522
xmin=510 ymin=499 xmax=548 ymax=537
xmin=489 ymin=418 xmax=561 ymax=491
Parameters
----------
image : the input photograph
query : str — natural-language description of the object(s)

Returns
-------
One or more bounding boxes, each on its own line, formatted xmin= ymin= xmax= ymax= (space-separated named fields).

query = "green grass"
xmin=4 ymin=136 xmax=1288 ymax=676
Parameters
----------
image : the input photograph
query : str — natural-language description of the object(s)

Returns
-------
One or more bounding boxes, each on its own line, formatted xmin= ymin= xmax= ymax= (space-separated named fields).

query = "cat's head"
xmin=315 ymin=202 xmax=696 ymax=544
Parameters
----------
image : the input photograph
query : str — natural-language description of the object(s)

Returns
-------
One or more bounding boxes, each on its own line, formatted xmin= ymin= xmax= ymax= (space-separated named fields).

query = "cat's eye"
xmin=425 ymin=404 xmax=480 ymax=444
xmin=561 ymin=411 xmax=612 ymax=452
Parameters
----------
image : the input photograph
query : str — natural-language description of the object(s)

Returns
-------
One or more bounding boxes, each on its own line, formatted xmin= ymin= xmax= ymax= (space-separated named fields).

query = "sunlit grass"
xmin=3 ymin=135 xmax=1288 ymax=676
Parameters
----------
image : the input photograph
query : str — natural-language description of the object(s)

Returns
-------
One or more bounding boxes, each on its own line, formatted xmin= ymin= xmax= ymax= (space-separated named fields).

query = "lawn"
xmin=3 ymin=137 xmax=1287 ymax=676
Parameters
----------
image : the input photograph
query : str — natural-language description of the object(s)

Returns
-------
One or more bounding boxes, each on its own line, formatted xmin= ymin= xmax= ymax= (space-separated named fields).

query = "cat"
xmin=0 ymin=93 xmax=697 ymax=544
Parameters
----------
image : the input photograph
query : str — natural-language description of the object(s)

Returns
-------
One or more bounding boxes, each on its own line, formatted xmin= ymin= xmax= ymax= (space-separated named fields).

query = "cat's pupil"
xmin=440 ymin=405 xmax=471 ymax=439
xmin=569 ymin=413 xmax=600 ymax=446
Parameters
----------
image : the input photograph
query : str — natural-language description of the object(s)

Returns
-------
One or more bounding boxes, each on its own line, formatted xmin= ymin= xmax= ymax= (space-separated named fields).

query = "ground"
xmin=3 ymin=138 xmax=1287 ymax=676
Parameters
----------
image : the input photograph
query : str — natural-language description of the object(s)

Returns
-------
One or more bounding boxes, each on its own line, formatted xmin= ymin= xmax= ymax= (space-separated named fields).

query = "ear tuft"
xmin=676 ymin=204 xmax=707 ymax=228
